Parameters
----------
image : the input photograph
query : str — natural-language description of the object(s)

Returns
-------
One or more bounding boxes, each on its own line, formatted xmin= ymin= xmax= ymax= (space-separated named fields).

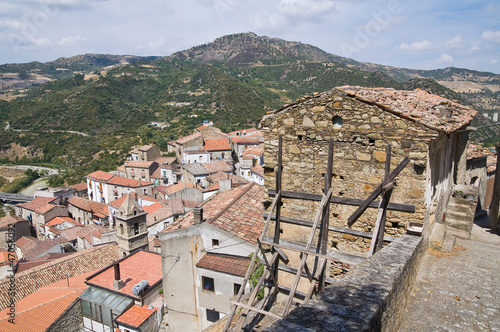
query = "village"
xmin=0 ymin=86 xmax=498 ymax=332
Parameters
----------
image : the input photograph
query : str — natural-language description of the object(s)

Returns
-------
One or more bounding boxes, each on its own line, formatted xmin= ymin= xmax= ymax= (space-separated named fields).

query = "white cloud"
xmin=396 ymin=40 xmax=432 ymax=51
xmin=444 ymin=36 xmax=465 ymax=49
xmin=251 ymin=12 xmax=289 ymax=31
xmin=278 ymin=0 xmax=335 ymax=19
xmin=469 ymin=46 xmax=480 ymax=52
xmin=10 ymin=36 xmax=51 ymax=50
xmin=138 ymin=38 xmax=167 ymax=53
xmin=57 ymin=34 xmax=86 ymax=46
xmin=437 ymin=53 xmax=453 ymax=63
xmin=481 ymin=30 xmax=500 ymax=44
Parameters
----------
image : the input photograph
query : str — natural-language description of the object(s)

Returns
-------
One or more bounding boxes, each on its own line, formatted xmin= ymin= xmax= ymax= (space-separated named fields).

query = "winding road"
xmin=4 ymin=122 xmax=89 ymax=136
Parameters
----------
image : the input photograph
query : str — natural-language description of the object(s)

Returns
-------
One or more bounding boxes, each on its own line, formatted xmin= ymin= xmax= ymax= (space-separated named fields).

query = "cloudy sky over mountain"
xmin=0 ymin=0 xmax=499 ymax=73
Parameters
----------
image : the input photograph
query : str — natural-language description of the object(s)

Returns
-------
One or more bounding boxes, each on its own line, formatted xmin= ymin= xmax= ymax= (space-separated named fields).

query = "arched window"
xmin=120 ymin=224 xmax=124 ymax=235
xmin=134 ymin=223 xmax=139 ymax=235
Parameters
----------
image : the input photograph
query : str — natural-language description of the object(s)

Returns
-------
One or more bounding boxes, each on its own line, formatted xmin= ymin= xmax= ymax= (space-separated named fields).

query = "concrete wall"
xmin=264 ymin=234 xmax=424 ymax=332
xmin=170 ymin=188 xmax=203 ymax=203
xmin=161 ymin=226 xmax=204 ymax=332
xmin=0 ymin=221 xmax=30 ymax=249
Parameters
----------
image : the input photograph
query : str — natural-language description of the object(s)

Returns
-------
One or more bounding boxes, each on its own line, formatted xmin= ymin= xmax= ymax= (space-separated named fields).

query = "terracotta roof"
xmin=0 ymin=242 xmax=119 ymax=310
xmin=206 ymin=171 xmax=249 ymax=185
xmin=16 ymin=236 xmax=67 ymax=261
xmin=17 ymin=196 xmax=58 ymax=213
xmin=16 ymin=252 xmax=76 ymax=273
xmin=77 ymin=224 xmax=111 ymax=241
xmin=68 ymin=196 xmax=109 ymax=217
xmin=155 ymin=156 xmax=176 ymax=165
xmin=107 ymin=176 xmax=153 ymax=188
xmin=202 ymin=160 xmax=233 ymax=174
xmin=138 ymin=144 xmax=156 ymax=152
xmin=0 ymin=215 xmax=27 ymax=230
xmin=151 ymin=167 xmax=162 ymax=179
xmin=162 ymin=182 xmax=196 ymax=196
xmin=69 ymin=182 xmax=88 ymax=192
xmin=242 ymin=147 xmax=264 ymax=157
xmin=87 ymin=170 xmax=114 ymax=182
xmin=336 ymin=86 xmax=477 ymax=133
xmin=467 ymin=143 xmax=496 ymax=159
xmin=0 ymin=250 xmax=16 ymax=264
xmin=143 ymin=202 xmax=163 ymax=214
xmin=146 ymin=206 xmax=173 ymax=227
xmin=0 ymin=270 xmax=94 ymax=331
xmin=231 ymin=132 xmax=263 ymax=144
xmin=116 ymin=304 xmax=157 ymax=328
xmin=204 ymin=183 xmax=219 ymax=192
xmin=161 ymin=182 xmax=264 ymax=244
xmin=59 ymin=226 xmax=83 ymax=242
xmin=125 ymin=161 xmax=156 ymax=168
xmin=176 ymin=131 xmax=202 ymax=145
xmin=46 ymin=216 xmax=77 ymax=227
xmin=183 ymin=162 xmax=209 ymax=176
xmin=196 ymin=253 xmax=250 ymax=277
xmin=251 ymin=165 xmax=264 ymax=177
xmin=0 ymin=289 xmax=83 ymax=331
xmin=86 ymin=250 xmax=162 ymax=297
xmin=203 ymin=138 xmax=231 ymax=151
xmin=161 ymin=197 xmax=185 ymax=215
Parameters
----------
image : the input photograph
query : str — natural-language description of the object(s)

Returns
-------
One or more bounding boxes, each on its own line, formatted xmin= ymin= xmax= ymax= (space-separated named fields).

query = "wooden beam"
xmin=348 ymin=156 xmax=410 ymax=226
xmin=262 ymin=213 xmax=396 ymax=242
xmin=267 ymin=189 xmax=415 ymax=213
xmin=230 ymin=301 xmax=283 ymax=320
xmin=261 ymin=237 xmax=366 ymax=266
xmin=276 ymin=263 xmax=334 ymax=284
xmin=319 ymin=139 xmax=334 ymax=292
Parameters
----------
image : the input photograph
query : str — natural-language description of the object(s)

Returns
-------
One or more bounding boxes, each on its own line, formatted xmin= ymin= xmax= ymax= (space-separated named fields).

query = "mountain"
xmin=0 ymin=32 xmax=498 ymax=185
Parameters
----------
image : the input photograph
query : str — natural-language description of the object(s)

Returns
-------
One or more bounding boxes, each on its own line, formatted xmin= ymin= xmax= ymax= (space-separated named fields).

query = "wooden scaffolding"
xmin=223 ymin=135 xmax=415 ymax=331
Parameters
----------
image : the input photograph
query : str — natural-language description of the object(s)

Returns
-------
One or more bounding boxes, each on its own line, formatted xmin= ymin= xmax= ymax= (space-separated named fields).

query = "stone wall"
xmin=264 ymin=234 xmax=424 ymax=332
xmin=260 ymin=89 xmax=438 ymax=255
xmin=46 ymin=297 xmax=82 ymax=332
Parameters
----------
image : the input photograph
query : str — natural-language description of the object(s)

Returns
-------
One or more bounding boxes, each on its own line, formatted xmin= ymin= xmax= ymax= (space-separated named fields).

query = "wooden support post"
xmin=318 ymin=138 xmax=333 ymax=292
xmin=273 ymin=135 xmax=283 ymax=282
xmin=489 ymin=143 xmax=500 ymax=231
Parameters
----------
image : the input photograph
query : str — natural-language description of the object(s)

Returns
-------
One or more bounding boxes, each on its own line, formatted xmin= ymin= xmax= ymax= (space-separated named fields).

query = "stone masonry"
xmin=259 ymin=88 xmax=439 ymax=255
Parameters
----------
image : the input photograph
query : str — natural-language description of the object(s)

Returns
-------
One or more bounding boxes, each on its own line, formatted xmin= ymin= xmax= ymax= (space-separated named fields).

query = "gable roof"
xmin=46 ymin=216 xmax=78 ymax=227
xmin=125 ymin=161 xmax=156 ymax=168
xmin=206 ymin=171 xmax=249 ymax=185
xmin=242 ymin=147 xmax=264 ymax=157
xmin=160 ymin=182 xmax=196 ymax=196
xmin=161 ymin=182 xmax=264 ymax=244
xmin=336 ymin=86 xmax=477 ymax=133
xmin=16 ymin=196 xmax=58 ymax=214
xmin=76 ymin=224 xmax=111 ymax=241
xmin=251 ymin=165 xmax=264 ymax=177
xmin=68 ymin=196 xmax=109 ymax=217
xmin=202 ymin=160 xmax=233 ymax=174
xmin=231 ymin=132 xmax=263 ymax=144
xmin=146 ymin=206 xmax=174 ymax=227
xmin=107 ymin=176 xmax=153 ymax=188
xmin=69 ymin=182 xmax=88 ymax=192
xmin=86 ymin=250 xmax=162 ymax=298
xmin=0 ymin=242 xmax=119 ymax=310
xmin=203 ymin=138 xmax=231 ymax=151
xmin=196 ymin=253 xmax=250 ymax=277
xmin=87 ymin=170 xmax=114 ymax=182
xmin=16 ymin=236 xmax=67 ymax=261
xmin=0 ymin=215 xmax=27 ymax=230
xmin=161 ymin=197 xmax=185 ymax=215
xmin=176 ymin=131 xmax=202 ymax=145
xmin=182 ymin=162 xmax=209 ymax=176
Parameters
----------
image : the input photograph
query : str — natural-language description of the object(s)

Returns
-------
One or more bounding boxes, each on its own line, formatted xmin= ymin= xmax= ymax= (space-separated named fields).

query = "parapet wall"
xmin=264 ymin=234 xmax=424 ymax=332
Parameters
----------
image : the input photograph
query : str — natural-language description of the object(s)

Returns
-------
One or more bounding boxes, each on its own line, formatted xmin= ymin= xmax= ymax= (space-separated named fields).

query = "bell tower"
xmin=115 ymin=194 xmax=148 ymax=257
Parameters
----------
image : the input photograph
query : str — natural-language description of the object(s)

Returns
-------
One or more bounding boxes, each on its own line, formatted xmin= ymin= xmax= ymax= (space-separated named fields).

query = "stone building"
xmin=130 ymin=144 xmax=161 ymax=162
xmin=115 ymin=195 xmax=149 ymax=257
xmin=125 ymin=160 xmax=159 ymax=182
xmin=259 ymin=86 xmax=477 ymax=255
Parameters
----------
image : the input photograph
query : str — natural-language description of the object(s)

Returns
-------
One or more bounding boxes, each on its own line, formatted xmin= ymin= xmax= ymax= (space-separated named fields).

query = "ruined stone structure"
xmin=260 ymin=86 xmax=476 ymax=255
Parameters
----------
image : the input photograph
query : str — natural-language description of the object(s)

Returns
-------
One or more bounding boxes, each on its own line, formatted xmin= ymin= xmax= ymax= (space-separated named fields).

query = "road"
xmin=0 ymin=165 xmax=60 ymax=176
xmin=4 ymin=122 xmax=89 ymax=136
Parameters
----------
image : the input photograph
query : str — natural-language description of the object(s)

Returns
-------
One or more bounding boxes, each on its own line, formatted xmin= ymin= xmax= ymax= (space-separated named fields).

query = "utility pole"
xmin=489 ymin=143 xmax=500 ymax=231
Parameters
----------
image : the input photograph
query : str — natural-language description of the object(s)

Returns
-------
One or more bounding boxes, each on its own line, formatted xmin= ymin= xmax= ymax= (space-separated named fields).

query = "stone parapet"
xmin=264 ymin=234 xmax=424 ymax=332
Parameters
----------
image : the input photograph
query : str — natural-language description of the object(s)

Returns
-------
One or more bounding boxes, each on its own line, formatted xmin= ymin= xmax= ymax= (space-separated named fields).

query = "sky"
xmin=0 ymin=0 xmax=499 ymax=74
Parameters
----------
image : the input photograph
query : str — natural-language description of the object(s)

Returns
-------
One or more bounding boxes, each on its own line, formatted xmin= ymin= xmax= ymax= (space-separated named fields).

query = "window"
xmin=234 ymin=283 xmax=242 ymax=296
xmin=206 ymin=309 xmax=220 ymax=323
xmin=332 ymin=116 xmax=343 ymax=128
xmin=212 ymin=239 xmax=219 ymax=247
xmin=202 ymin=276 xmax=214 ymax=292
xmin=134 ymin=223 xmax=139 ymax=235
xmin=120 ymin=224 xmax=124 ymax=235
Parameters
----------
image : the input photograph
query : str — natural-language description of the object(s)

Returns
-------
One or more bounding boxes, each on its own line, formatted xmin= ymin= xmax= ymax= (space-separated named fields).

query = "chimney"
xmin=193 ymin=207 xmax=203 ymax=225
xmin=113 ymin=262 xmax=124 ymax=290
xmin=219 ymin=179 xmax=232 ymax=192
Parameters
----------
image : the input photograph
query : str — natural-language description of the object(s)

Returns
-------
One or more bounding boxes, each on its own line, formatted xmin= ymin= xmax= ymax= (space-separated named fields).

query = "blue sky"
xmin=0 ymin=0 xmax=499 ymax=73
